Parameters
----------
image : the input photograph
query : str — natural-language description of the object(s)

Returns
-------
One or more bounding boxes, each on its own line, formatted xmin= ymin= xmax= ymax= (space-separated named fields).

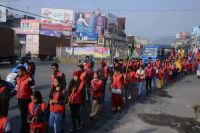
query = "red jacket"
xmin=156 ymin=61 xmax=161 ymax=68
xmin=111 ymin=73 xmax=123 ymax=91
xmin=145 ymin=67 xmax=153 ymax=78
xmin=16 ymin=74 xmax=32 ymax=99
xmin=124 ymin=71 xmax=136 ymax=85
xmin=91 ymin=79 xmax=103 ymax=99
xmin=50 ymin=91 xmax=65 ymax=114
xmin=28 ymin=102 xmax=47 ymax=131
xmin=69 ymin=82 xmax=84 ymax=104
xmin=0 ymin=117 xmax=8 ymax=133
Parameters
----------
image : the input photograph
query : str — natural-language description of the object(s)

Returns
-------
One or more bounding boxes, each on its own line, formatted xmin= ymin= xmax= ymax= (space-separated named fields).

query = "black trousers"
xmin=0 ymin=96 xmax=10 ymax=117
xmin=146 ymin=77 xmax=152 ymax=92
xmin=101 ymin=78 xmax=107 ymax=102
xmin=70 ymin=104 xmax=81 ymax=128
xmin=18 ymin=99 xmax=31 ymax=133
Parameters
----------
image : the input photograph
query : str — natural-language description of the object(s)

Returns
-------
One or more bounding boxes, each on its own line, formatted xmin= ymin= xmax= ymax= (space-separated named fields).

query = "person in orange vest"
xmin=194 ymin=59 xmax=199 ymax=73
xmin=0 ymin=115 xmax=12 ymax=133
xmin=136 ymin=65 xmax=145 ymax=98
xmin=157 ymin=65 xmax=165 ymax=89
xmin=28 ymin=90 xmax=48 ymax=133
xmin=15 ymin=66 xmax=35 ymax=133
xmin=90 ymin=71 xmax=103 ymax=120
xmin=152 ymin=62 xmax=158 ymax=91
xmin=98 ymin=61 xmax=109 ymax=102
xmin=145 ymin=63 xmax=153 ymax=93
xmin=68 ymin=71 xmax=84 ymax=132
xmin=51 ymin=63 xmax=66 ymax=89
xmin=156 ymin=58 xmax=161 ymax=68
xmin=0 ymin=76 xmax=11 ymax=117
xmin=111 ymin=66 xmax=123 ymax=113
xmin=49 ymin=77 xmax=65 ymax=133
xmin=167 ymin=62 xmax=173 ymax=83
xmin=124 ymin=67 xmax=136 ymax=100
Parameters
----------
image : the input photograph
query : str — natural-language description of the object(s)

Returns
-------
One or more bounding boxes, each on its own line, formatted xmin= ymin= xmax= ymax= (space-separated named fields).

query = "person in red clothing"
xmin=28 ymin=90 xmax=48 ymax=133
xmin=15 ymin=66 xmax=35 ymax=133
xmin=0 ymin=115 xmax=12 ymax=133
xmin=124 ymin=67 xmax=136 ymax=100
xmin=145 ymin=63 xmax=153 ymax=93
xmin=90 ymin=72 xmax=103 ymax=119
xmin=68 ymin=71 xmax=84 ymax=132
xmin=51 ymin=63 xmax=66 ymax=89
xmin=156 ymin=58 xmax=161 ymax=68
xmin=49 ymin=77 xmax=65 ymax=133
xmin=167 ymin=62 xmax=173 ymax=83
xmin=111 ymin=67 xmax=123 ymax=112
xmin=194 ymin=59 xmax=199 ymax=73
xmin=98 ymin=61 xmax=109 ymax=102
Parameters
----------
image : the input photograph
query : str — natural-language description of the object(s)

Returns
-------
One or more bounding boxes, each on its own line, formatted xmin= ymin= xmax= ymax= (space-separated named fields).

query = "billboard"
xmin=107 ymin=13 xmax=118 ymax=34
xmin=73 ymin=47 xmax=110 ymax=58
xmin=75 ymin=11 xmax=106 ymax=34
xmin=40 ymin=30 xmax=61 ymax=37
xmin=41 ymin=8 xmax=73 ymax=31
xmin=76 ymin=32 xmax=98 ymax=43
xmin=0 ymin=4 xmax=6 ymax=22
xmin=94 ymin=11 xmax=106 ymax=35
xmin=21 ymin=19 xmax=39 ymax=30
xmin=14 ymin=28 xmax=39 ymax=35
xmin=26 ymin=35 xmax=39 ymax=55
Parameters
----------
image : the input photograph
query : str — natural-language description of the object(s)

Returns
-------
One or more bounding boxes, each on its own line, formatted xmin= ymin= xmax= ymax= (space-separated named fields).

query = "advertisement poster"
xmin=21 ymin=19 xmax=40 ymax=30
xmin=14 ymin=28 xmax=39 ymax=35
xmin=75 ymin=12 xmax=95 ymax=32
xmin=93 ymin=47 xmax=110 ymax=58
xmin=41 ymin=8 xmax=73 ymax=31
xmin=0 ymin=4 xmax=6 ymax=22
xmin=76 ymin=32 xmax=98 ymax=43
xmin=74 ymin=47 xmax=94 ymax=55
xmin=26 ymin=35 xmax=39 ymax=55
xmin=107 ymin=13 xmax=118 ymax=34
xmin=40 ymin=30 xmax=61 ymax=37
xmin=94 ymin=11 xmax=106 ymax=34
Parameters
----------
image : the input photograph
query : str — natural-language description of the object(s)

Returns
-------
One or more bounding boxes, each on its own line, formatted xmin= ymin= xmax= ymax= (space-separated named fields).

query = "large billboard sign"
xmin=107 ymin=13 xmax=118 ymax=35
xmin=75 ymin=11 xmax=106 ymax=34
xmin=75 ymin=32 xmax=98 ymax=43
xmin=41 ymin=8 xmax=73 ymax=31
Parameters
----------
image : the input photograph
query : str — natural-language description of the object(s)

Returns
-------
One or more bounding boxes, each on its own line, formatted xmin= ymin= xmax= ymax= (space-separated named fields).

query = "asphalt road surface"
xmin=1 ymin=61 xmax=200 ymax=133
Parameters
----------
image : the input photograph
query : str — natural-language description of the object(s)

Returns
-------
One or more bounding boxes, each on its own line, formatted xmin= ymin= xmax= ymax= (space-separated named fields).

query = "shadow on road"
xmin=138 ymin=113 xmax=200 ymax=133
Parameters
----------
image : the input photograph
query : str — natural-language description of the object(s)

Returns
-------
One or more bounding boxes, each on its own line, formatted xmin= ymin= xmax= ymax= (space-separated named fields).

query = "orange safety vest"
xmin=16 ymin=74 xmax=32 ymax=99
xmin=0 ymin=117 xmax=8 ymax=133
xmin=145 ymin=67 xmax=153 ymax=78
xmin=50 ymin=91 xmax=65 ymax=114
xmin=28 ymin=102 xmax=47 ymax=131
xmin=91 ymin=79 xmax=103 ymax=99
xmin=69 ymin=82 xmax=84 ymax=104
xmin=111 ymin=73 xmax=123 ymax=90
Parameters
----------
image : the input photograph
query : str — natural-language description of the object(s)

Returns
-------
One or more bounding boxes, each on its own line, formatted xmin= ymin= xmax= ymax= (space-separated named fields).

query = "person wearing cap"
xmin=68 ymin=71 xmax=84 ymax=132
xmin=90 ymin=71 xmax=103 ymax=119
xmin=98 ymin=61 xmax=109 ymax=102
xmin=111 ymin=66 xmax=123 ymax=113
xmin=15 ymin=66 xmax=35 ymax=133
xmin=136 ymin=65 xmax=145 ymax=98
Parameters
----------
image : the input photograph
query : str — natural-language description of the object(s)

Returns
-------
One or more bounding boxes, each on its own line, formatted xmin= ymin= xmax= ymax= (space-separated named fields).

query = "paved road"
xmin=1 ymin=61 xmax=200 ymax=133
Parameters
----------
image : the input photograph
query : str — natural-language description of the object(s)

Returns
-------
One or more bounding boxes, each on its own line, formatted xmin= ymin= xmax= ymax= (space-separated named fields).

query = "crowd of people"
xmin=0 ymin=53 xmax=200 ymax=133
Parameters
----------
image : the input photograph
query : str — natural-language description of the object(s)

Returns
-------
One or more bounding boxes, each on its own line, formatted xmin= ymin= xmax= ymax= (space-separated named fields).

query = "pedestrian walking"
xmin=49 ymin=77 xmax=65 ymax=133
xmin=15 ymin=66 xmax=35 ymax=133
xmin=145 ymin=63 xmax=153 ymax=93
xmin=136 ymin=65 xmax=145 ymax=98
xmin=90 ymin=72 xmax=103 ymax=119
xmin=111 ymin=67 xmax=123 ymax=113
xmin=68 ymin=71 xmax=84 ymax=132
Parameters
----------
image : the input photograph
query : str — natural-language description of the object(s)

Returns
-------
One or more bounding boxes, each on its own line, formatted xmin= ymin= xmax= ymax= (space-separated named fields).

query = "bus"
xmin=141 ymin=44 xmax=175 ymax=64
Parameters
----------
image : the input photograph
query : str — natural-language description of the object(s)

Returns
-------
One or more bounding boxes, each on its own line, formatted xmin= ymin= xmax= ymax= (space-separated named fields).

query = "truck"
xmin=38 ymin=35 xmax=70 ymax=60
xmin=0 ymin=27 xmax=18 ymax=64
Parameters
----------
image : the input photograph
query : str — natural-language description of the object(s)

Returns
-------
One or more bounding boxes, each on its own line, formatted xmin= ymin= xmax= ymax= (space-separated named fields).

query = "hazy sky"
xmin=3 ymin=0 xmax=200 ymax=40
